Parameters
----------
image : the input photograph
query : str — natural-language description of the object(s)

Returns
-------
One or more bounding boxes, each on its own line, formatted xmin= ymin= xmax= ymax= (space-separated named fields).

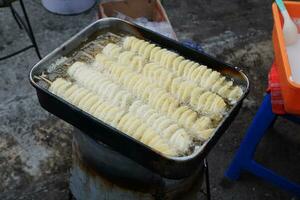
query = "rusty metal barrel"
xmin=70 ymin=129 xmax=204 ymax=200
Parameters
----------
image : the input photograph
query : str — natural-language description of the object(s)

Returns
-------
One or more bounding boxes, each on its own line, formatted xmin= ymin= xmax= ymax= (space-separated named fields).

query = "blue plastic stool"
xmin=225 ymin=93 xmax=300 ymax=196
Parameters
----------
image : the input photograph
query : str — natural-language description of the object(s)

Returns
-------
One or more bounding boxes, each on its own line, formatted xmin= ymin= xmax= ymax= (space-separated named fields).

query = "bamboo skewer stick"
xmin=80 ymin=51 xmax=94 ymax=60
xmin=92 ymin=42 xmax=105 ymax=49
xmin=34 ymin=75 xmax=52 ymax=85
xmin=107 ymin=32 xmax=122 ymax=39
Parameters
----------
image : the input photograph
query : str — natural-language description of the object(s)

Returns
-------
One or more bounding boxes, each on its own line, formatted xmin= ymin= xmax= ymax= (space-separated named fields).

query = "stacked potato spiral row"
xmin=45 ymin=35 xmax=244 ymax=156
xmin=67 ymin=62 xmax=192 ymax=153
xmin=128 ymin=100 xmax=192 ymax=153
xmin=95 ymin=52 xmax=214 ymax=141
xmin=122 ymin=36 xmax=243 ymax=103
xmin=68 ymin=61 xmax=134 ymax=110
xmin=49 ymin=78 xmax=178 ymax=156
xmin=100 ymin=43 xmax=227 ymax=119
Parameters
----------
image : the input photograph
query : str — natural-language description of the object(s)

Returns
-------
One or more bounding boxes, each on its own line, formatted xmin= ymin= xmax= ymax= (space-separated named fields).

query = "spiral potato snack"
xmin=68 ymin=61 xmax=134 ymax=110
xmin=122 ymin=36 xmax=243 ymax=103
xmin=49 ymin=78 xmax=178 ymax=156
xmin=100 ymin=43 xmax=227 ymax=119
xmin=42 ymin=33 xmax=246 ymax=157
xmin=67 ymin=62 xmax=192 ymax=153
xmin=129 ymin=100 xmax=192 ymax=153
xmin=95 ymin=52 xmax=214 ymax=141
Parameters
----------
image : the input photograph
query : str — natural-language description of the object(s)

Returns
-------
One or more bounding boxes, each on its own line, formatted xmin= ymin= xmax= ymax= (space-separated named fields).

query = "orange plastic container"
xmin=272 ymin=1 xmax=300 ymax=114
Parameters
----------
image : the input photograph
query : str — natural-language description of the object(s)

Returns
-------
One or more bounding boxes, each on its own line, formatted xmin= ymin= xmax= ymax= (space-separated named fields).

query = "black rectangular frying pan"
xmin=29 ymin=18 xmax=249 ymax=179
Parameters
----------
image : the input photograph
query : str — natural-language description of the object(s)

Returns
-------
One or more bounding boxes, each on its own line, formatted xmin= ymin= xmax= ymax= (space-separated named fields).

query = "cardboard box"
xmin=97 ymin=0 xmax=177 ymax=39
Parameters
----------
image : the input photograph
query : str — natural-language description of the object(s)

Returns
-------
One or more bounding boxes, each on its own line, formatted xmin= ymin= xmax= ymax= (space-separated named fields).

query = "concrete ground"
xmin=0 ymin=0 xmax=299 ymax=199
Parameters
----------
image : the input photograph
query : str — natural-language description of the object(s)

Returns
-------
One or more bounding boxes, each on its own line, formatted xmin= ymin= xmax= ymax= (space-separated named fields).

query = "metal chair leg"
xmin=9 ymin=3 xmax=31 ymax=38
xmin=68 ymin=189 xmax=73 ymax=200
xmin=204 ymin=158 xmax=211 ymax=200
xmin=9 ymin=4 xmax=22 ymax=29
xmin=0 ymin=0 xmax=42 ymax=60
xmin=0 ymin=45 xmax=34 ymax=61
xmin=19 ymin=0 xmax=42 ymax=59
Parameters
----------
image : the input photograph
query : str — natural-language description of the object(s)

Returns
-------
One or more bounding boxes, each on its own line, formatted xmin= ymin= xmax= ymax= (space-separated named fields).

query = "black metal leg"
xmin=9 ymin=3 xmax=31 ymax=38
xmin=0 ymin=45 xmax=34 ymax=60
xmin=270 ymin=115 xmax=278 ymax=128
xmin=19 ymin=0 xmax=42 ymax=59
xmin=68 ymin=189 xmax=73 ymax=200
xmin=0 ymin=0 xmax=42 ymax=61
xmin=204 ymin=158 xmax=211 ymax=200
xmin=9 ymin=4 xmax=22 ymax=29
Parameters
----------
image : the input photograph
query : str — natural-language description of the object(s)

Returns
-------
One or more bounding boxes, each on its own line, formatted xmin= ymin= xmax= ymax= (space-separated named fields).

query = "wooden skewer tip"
xmin=34 ymin=75 xmax=53 ymax=85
